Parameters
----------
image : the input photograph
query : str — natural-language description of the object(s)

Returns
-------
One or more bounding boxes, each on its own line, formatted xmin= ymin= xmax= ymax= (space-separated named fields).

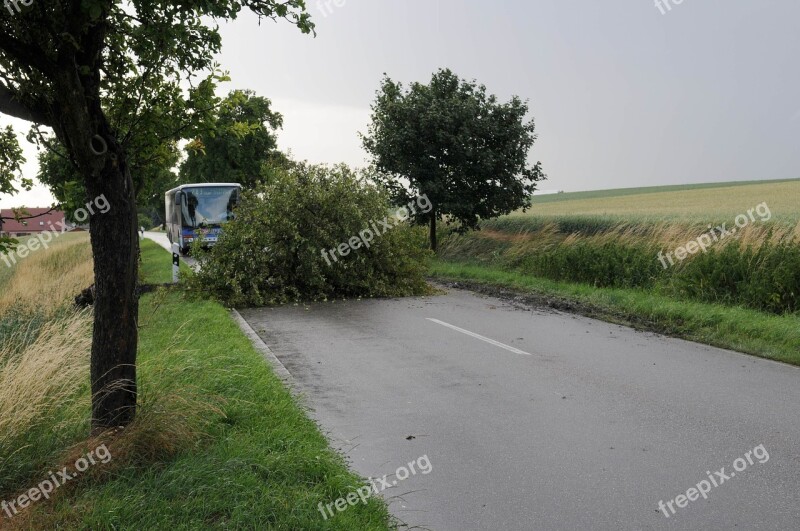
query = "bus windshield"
xmin=181 ymin=186 xmax=240 ymax=228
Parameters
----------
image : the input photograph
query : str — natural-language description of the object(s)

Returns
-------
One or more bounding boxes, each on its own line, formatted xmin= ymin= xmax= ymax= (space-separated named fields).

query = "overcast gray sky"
xmin=2 ymin=0 xmax=798 ymax=208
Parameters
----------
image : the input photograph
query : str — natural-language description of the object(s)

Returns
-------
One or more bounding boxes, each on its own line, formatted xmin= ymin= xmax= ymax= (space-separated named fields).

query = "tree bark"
xmin=429 ymin=208 xmax=438 ymax=253
xmin=85 ymin=141 xmax=139 ymax=431
xmin=42 ymin=52 xmax=141 ymax=431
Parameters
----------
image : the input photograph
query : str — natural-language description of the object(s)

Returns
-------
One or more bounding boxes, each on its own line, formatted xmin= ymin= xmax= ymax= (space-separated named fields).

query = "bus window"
xmin=180 ymin=186 xmax=240 ymax=229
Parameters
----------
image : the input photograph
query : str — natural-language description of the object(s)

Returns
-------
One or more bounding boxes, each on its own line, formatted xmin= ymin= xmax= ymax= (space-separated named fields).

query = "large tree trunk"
xmin=49 ymin=59 xmax=141 ymax=431
xmin=85 ymin=142 xmax=139 ymax=430
xmin=429 ymin=208 xmax=438 ymax=253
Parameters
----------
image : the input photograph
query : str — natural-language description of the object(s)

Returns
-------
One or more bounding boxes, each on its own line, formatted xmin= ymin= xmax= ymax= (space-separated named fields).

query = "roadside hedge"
xmin=440 ymin=220 xmax=800 ymax=315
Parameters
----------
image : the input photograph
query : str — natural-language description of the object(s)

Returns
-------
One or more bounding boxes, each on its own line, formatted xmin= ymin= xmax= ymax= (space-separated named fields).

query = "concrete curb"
xmin=231 ymin=309 xmax=297 ymax=391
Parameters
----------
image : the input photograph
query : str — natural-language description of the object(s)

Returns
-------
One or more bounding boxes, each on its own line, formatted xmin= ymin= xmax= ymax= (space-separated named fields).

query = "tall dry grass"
xmin=481 ymin=217 xmax=800 ymax=251
xmin=0 ymin=235 xmax=94 ymax=495
xmin=0 ymin=312 xmax=92 ymax=452
xmin=445 ymin=215 xmax=800 ymax=314
xmin=0 ymin=234 xmax=93 ymax=317
xmin=1 ymin=234 xmax=227 ymax=518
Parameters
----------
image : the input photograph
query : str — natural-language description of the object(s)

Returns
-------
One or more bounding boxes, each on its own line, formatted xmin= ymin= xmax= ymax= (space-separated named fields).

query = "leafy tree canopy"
xmin=180 ymin=89 xmax=285 ymax=189
xmin=362 ymin=68 xmax=546 ymax=251
xmin=0 ymin=125 xmax=34 ymax=252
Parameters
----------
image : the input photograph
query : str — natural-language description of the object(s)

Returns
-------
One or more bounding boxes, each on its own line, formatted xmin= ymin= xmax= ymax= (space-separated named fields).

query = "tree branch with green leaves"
xmin=362 ymin=68 xmax=546 ymax=252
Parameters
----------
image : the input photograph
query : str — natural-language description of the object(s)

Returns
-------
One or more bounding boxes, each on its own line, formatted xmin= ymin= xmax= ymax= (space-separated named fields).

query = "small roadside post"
xmin=172 ymin=243 xmax=180 ymax=283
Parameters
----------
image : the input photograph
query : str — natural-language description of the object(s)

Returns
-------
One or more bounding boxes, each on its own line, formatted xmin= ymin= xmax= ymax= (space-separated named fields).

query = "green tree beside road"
xmin=180 ymin=89 xmax=287 ymax=189
xmin=0 ymin=125 xmax=33 ymax=252
xmin=363 ymin=68 xmax=546 ymax=251
xmin=0 ymin=0 xmax=313 ymax=431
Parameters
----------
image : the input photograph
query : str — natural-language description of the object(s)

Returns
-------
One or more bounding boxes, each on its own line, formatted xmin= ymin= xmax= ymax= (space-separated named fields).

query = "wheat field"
xmin=525 ymin=179 xmax=800 ymax=223
xmin=0 ymin=233 xmax=93 ymax=316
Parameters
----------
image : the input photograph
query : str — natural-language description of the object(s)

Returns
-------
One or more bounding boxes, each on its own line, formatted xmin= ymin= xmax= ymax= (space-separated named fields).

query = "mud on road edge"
xmin=429 ymin=278 xmax=687 ymax=339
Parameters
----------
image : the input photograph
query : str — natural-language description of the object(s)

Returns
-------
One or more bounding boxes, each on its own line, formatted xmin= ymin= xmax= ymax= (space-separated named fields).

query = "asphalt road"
xmin=240 ymin=287 xmax=800 ymax=531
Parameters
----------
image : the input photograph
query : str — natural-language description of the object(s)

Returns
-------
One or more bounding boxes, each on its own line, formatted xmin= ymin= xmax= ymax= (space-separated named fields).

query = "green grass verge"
xmin=429 ymin=259 xmax=800 ymax=366
xmin=18 ymin=240 xmax=393 ymax=530
xmin=139 ymin=236 xmax=193 ymax=284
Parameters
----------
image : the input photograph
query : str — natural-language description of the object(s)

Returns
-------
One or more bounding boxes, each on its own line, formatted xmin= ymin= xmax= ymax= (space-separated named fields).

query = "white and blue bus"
xmin=165 ymin=183 xmax=242 ymax=254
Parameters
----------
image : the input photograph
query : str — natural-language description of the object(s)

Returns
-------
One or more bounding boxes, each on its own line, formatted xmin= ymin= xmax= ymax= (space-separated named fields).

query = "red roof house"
xmin=0 ymin=208 xmax=71 ymax=237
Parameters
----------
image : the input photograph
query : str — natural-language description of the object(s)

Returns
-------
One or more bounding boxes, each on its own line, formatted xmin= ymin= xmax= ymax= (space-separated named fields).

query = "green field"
xmin=526 ymin=178 xmax=800 ymax=223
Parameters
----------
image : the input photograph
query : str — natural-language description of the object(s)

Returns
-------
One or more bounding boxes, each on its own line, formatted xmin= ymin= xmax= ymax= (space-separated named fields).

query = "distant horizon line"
xmin=2 ymin=176 xmax=798 ymax=210
xmin=537 ymin=176 xmax=800 ymax=196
